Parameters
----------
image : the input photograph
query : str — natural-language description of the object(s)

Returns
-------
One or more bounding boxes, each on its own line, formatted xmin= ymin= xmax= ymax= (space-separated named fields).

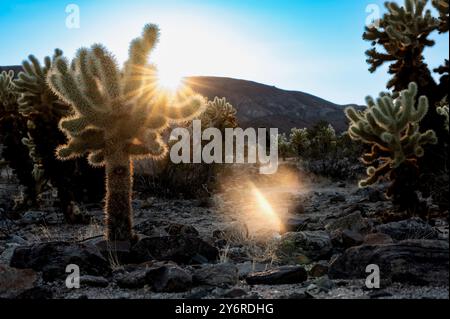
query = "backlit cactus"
xmin=289 ymin=127 xmax=309 ymax=156
xmin=363 ymin=0 xmax=440 ymax=97
xmin=200 ymin=97 xmax=238 ymax=131
xmin=47 ymin=24 xmax=205 ymax=241
xmin=437 ymin=98 xmax=449 ymax=131
xmin=345 ymin=82 xmax=438 ymax=211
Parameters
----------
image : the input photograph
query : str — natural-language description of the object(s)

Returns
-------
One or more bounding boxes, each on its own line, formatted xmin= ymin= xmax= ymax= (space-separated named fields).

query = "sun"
xmin=157 ymin=66 xmax=184 ymax=92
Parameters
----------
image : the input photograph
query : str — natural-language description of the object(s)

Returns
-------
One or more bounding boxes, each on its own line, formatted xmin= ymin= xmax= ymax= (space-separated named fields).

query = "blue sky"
xmin=0 ymin=0 xmax=448 ymax=104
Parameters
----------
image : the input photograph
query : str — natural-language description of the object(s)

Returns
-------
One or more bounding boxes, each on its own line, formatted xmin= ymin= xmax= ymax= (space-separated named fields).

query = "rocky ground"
xmin=0 ymin=165 xmax=449 ymax=300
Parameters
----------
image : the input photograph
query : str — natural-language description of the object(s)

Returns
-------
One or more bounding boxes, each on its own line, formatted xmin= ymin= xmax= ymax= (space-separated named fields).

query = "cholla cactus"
xmin=0 ymin=70 xmax=18 ymax=111
xmin=363 ymin=0 xmax=439 ymax=94
xmin=47 ymin=24 xmax=205 ymax=241
xmin=278 ymin=133 xmax=292 ymax=161
xmin=345 ymin=82 xmax=437 ymax=210
xmin=289 ymin=127 xmax=309 ymax=156
xmin=437 ymin=98 xmax=449 ymax=131
xmin=200 ymin=97 xmax=238 ymax=130
xmin=14 ymin=49 xmax=70 ymax=117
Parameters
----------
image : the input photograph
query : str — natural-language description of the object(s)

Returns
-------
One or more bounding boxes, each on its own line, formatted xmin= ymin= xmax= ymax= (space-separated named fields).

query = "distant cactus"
xmin=200 ymin=97 xmax=238 ymax=131
xmin=0 ymin=70 xmax=36 ymax=209
xmin=277 ymin=133 xmax=292 ymax=161
xmin=47 ymin=24 xmax=205 ymax=241
xmin=289 ymin=127 xmax=309 ymax=156
xmin=437 ymin=98 xmax=449 ymax=131
xmin=345 ymin=82 xmax=438 ymax=212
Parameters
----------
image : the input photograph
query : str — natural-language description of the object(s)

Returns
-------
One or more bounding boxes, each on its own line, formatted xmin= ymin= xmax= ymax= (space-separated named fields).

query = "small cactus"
xmin=47 ymin=24 xmax=205 ymax=241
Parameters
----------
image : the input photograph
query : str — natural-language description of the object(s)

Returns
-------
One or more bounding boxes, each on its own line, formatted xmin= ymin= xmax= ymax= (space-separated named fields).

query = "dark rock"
xmin=276 ymin=231 xmax=332 ymax=262
xmin=193 ymin=263 xmax=239 ymax=287
xmin=246 ymin=266 xmax=308 ymax=285
xmin=221 ymin=287 xmax=248 ymax=298
xmin=329 ymin=239 xmax=449 ymax=285
xmin=80 ymin=275 xmax=109 ymax=288
xmin=115 ymin=266 xmax=150 ymax=288
xmin=0 ymin=264 xmax=38 ymax=298
xmin=165 ymin=224 xmax=199 ymax=237
xmin=288 ymin=201 xmax=306 ymax=215
xmin=283 ymin=217 xmax=310 ymax=232
xmin=369 ymin=290 xmax=393 ymax=299
xmin=325 ymin=212 xmax=370 ymax=234
xmin=18 ymin=211 xmax=45 ymax=225
xmin=147 ymin=264 xmax=193 ymax=292
xmin=236 ymin=262 xmax=267 ymax=279
xmin=376 ymin=218 xmax=439 ymax=241
xmin=131 ymin=235 xmax=218 ymax=264
xmin=363 ymin=233 xmax=394 ymax=245
xmin=341 ymin=229 xmax=364 ymax=248
xmin=280 ymin=291 xmax=314 ymax=299
xmin=309 ymin=261 xmax=329 ymax=277
xmin=16 ymin=287 xmax=53 ymax=299
xmin=329 ymin=194 xmax=346 ymax=204
xmin=87 ymin=238 xmax=132 ymax=263
xmin=9 ymin=241 xmax=110 ymax=281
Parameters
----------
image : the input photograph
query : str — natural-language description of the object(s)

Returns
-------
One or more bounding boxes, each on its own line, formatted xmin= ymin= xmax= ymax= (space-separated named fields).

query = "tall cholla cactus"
xmin=345 ymin=82 xmax=437 ymax=211
xmin=47 ymin=24 xmax=205 ymax=241
xmin=363 ymin=0 xmax=440 ymax=95
xmin=200 ymin=97 xmax=238 ymax=130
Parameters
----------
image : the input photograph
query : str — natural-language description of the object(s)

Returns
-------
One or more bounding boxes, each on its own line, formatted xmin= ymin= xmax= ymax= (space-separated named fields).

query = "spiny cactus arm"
xmin=164 ymin=93 xmax=205 ymax=121
xmin=122 ymin=24 xmax=160 ymax=97
xmin=56 ymin=128 xmax=105 ymax=160
xmin=359 ymin=162 xmax=392 ymax=187
xmin=437 ymin=101 xmax=449 ymax=131
xmin=126 ymin=132 xmax=168 ymax=159
xmin=90 ymin=44 xmax=121 ymax=104
xmin=432 ymin=0 xmax=449 ymax=33
xmin=0 ymin=70 xmax=17 ymax=108
xmin=87 ymin=151 xmax=105 ymax=167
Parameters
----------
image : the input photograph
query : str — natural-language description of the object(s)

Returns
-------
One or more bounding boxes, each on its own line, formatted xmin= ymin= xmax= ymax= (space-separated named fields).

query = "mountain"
xmin=185 ymin=76 xmax=358 ymax=132
xmin=1 ymin=66 xmax=359 ymax=132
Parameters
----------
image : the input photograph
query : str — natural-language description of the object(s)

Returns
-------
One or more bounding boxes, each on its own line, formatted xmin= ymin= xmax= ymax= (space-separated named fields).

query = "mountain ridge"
xmin=1 ymin=66 xmax=359 ymax=132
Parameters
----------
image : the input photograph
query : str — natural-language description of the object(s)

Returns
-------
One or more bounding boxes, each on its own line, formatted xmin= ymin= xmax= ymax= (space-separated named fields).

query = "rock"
xmin=131 ymin=235 xmax=218 ymax=264
xmin=0 ymin=264 xmax=39 ymax=298
xmin=276 ymin=231 xmax=332 ymax=262
xmin=369 ymin=290 xmax=393 ymax=299
xmin=115 ymin=266 xmax=151 ymax=288
xmin=375 ymin=218 xmax=439 ymax=241
xmin=329 ymin=239 xmax=449 ymax=285
xmin=134 ymin=220 xmax=169 ymax=237
xmin=236 ymin=262 xmax=267 ymax=279
xmin=329 ymin=194 xmax=346 ymax=203
xmin=10 ymin=241 xmax=111 ymax=281
xmin=225 ymin=247 xmax=249 ymax=262
xmin=80 ymin=275 xmax=109 ymax=288
xmin=363 ymin=233 xmax=394 ymax=245
xmin=221 ymin=287 xmax=248 ymax=298
xmin=86 ymin=238 xmax=132 ymax=263
xmin=9 ymin=235 xmax=27 ymax=245
xmin=193 ymin=263 xmax=239 ymax=287
xmin=246 ymin=266 xmax=308 ymax=285
xmin=148 ymin=264 xmax=193 ymax=292
xmin=19 ymin=211 xmax=45 ymax=225
xmin=165 ymin=224 xmax=199 ymax=237
xmin=367 ymin=188 xmax=385 ymax=202
xmin=309 ymin=261 xmax=329 ymax=277
xmin=341 ymin=229 xmax=364 ymax=248
xmin=283 ymin=217 xmax=310 ymax=232
xmin=325 ymin=212 xmax=370 ymax=234
xmin=280 ymin=291 xmax=314 ymax=299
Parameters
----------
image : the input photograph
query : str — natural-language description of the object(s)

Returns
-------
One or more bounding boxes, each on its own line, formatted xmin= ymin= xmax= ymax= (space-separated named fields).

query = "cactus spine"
xmin=47 ymin=24 xmax=204 ymax=241
xmin=345 ymin=82 xmax=437 ymax=211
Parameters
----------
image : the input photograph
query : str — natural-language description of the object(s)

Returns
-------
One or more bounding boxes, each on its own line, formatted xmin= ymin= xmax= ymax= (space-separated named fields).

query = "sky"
xmin=0 ymin=0 xmax=448 ymax=105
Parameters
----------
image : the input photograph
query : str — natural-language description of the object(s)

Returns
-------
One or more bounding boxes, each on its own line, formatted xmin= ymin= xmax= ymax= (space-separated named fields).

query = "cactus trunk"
xmin=105 ymin=151 xmax=134 ymax=241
